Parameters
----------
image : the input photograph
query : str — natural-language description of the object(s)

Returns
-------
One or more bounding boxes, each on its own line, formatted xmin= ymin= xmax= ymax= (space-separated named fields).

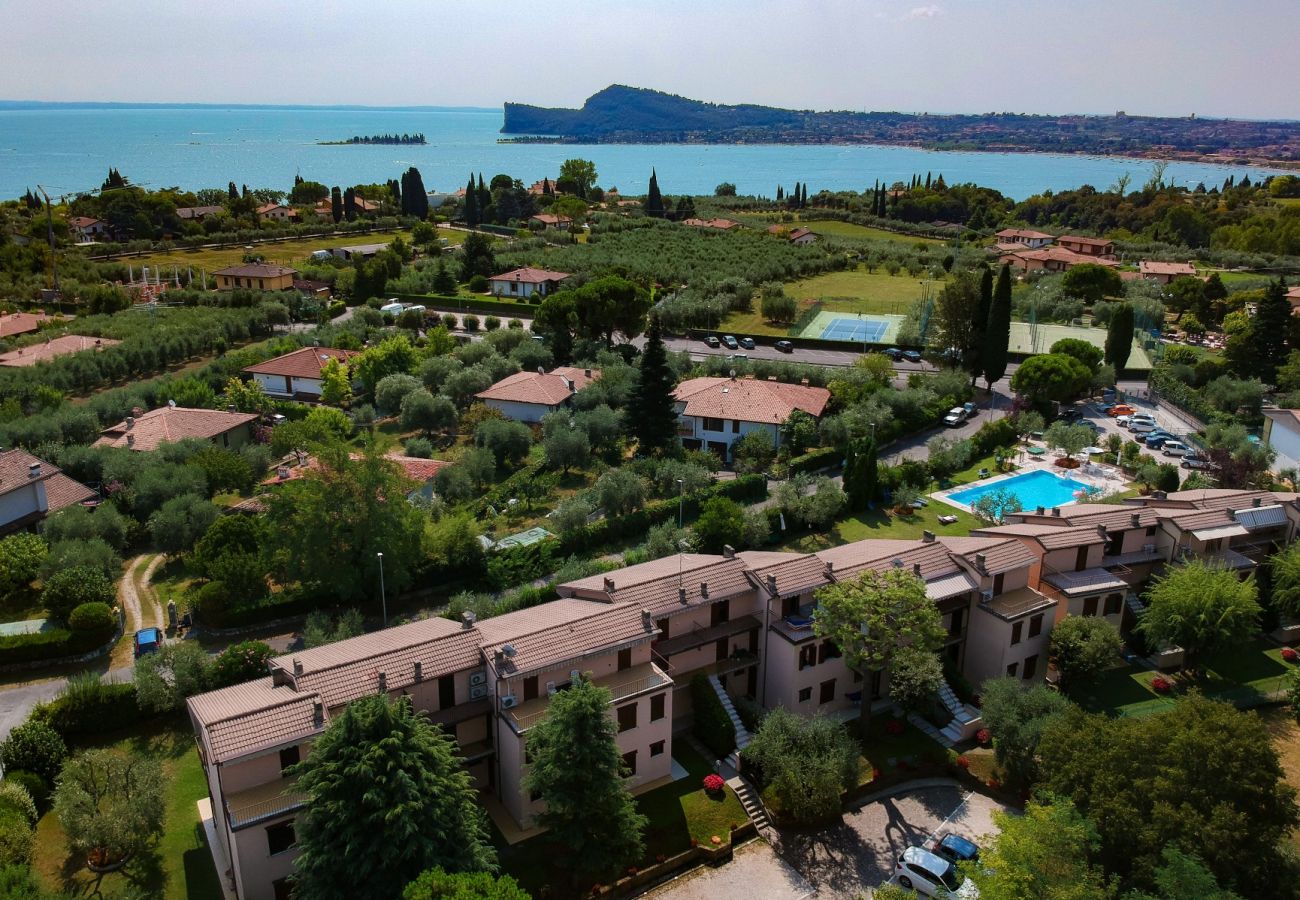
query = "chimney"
xmin=494 ymin=649 xmax=505 ymax=666
xmin=922 ymin=530 xmax=935 ymax=543
xmin=641 ymin=609 xmax=653 ymax=631
xmin=312 ymin=701 xmax=324 ymax=727
xmin=722 ymin=544 xmax=735 ymax=559
xmin=913 ymin=562 xmax=922 ymax=577
xmin=1052 ymin=507 xmax=1061 ymax=517
xmin=461 ymin=610 xmax=476 ymax=629
xmin=413 ymin=661 xmax=423 ymax=682
xmin=126 ymin=434 xmax=135 ymax=447
xmin=584 ymin=368 xmax=592 ymax=378
xmin=700 ymin=581 xmax=709 ymax=599
xmin=768 ymin=375 xmax=778 ymax=381
xmin=1036 ymin=505 xmax=1045 ymax=515
xmin=1253 ymin=497 xmax=1262 ymax=508
xmin=126 ymin=415 xmax=135 ymax=429
xmin=567 ymin=379 xmax=576 ymax=393
xmin=604 ymin=576 xmax=616 ymax=593
xmin=1097 ymin=524 xmax=1108 ymax=538
xmin=800 ymin=378 xmax=810 ymax=386
xmin=1130 ymin=512 xmax=1140 ymax=528
xmin=377 ymin=671 xmax=387 ymax=692
xmin=679 ymin=587 xmax=688 ymax=604
xmin=975 ymin=552 xmax=987 ymax=572
xmin=824 ymin=560 xmax=833 ymax=575
xmin=293 ymin=658 xmax=303 ymax=676
xmin=766 ymin=573 xmax=777 ymax=595
xmin=537 ymin=366 xmax=546 ymax=375
xmin=1154 ymin=491 xmax=1167 ymax=500
xmin=27 ymin=462 xmax=40 ymax=479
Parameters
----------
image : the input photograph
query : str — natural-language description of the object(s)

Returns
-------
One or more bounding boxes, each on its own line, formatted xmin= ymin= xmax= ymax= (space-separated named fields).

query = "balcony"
xmin=680 ymin=650 xmax=760 ymax=681
xmin=225 ymin=777 xmax=306 ymax=831
xmin=504 ymin=661 xmax=672 ymax=733
xmin=427 ymin=697 xmax=491 ymax=729
xmin=653 ymin=614 xmax=760 ymax=657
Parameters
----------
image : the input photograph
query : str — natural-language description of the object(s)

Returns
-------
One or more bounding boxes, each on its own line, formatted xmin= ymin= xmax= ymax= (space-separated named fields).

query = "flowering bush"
xmin=1151 ymin=676 xmax=1172 ymax=693
xmin=884 ymin=719 xmax=905 ymax=736
xmin=702 ymin=774 xmax=725 ymax=793
xmin=955 ymin=755 xmax=971 ymax=770
xmin=975 ymin=728 xmax=991 ymax=746
xmin=1284 ymin=647 xmax=1299 ymax=663
xmin=987 ymin=777 xmax=1002 ymax=790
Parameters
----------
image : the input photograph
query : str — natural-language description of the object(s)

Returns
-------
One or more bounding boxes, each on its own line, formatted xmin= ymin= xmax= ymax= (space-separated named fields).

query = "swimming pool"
xmin=948 ymin=469 xmax=1099 ymax=510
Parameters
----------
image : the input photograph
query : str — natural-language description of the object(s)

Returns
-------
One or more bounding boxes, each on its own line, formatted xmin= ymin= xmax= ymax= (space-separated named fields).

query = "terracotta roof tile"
xmin=1139 ymin=260 xmax=1198 ymax=277
xmin=242 ymin=346 xmax=359 ymax=379
xmin=674 ymin=377 xmax=830 ymax=424
xmin=477 ymin=367 xmax=599 ymax=406
xmin=489 ymin=267 xmax=572 ymax=284
xmin=42 ymin=473 xmax=97 ymax=511
xmin=972 ymin=523 xmax=1106 ymax=550
xmin=188 ymin=678 xmax=326 ymax=764
xmin=94 ymin=406 xmax=258 ymax=451
xmin=481 ymin=602 xmax=657 ymax=679
xmin=738 ymin=551 xmax=832 ymax=597
xmin=937 ymin=535 xmax=1041 ymax=574
xmin=212 ymin=264 xmax=298 ymax=278
xmin=0 ymin=335 xmax=120 ymax=367
xmin=0 ymin=312 xmax=55 ymax=338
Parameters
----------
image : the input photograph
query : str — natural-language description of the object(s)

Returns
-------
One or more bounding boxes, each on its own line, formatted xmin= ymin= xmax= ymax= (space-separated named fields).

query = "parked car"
xmin=882 ymin=347 xmax=903 ymax=360
xmin=1129 ymin=420 xmax=1159 ymax=434
xmin=963 ymin=402 xmax=977 ymax=417
xmin=1121 ymin=414 xmax=1156 ymax=428
xmin=722 ymin=335 xmax=739 ymax=350
xmin=901 ymin=349 xmax=923 ymax=363
xmin=1182 ymin=454 xmax=1214 ymax=470
xmin=930 ymin=833 xmax=981 ymax=866
xmin=726 ymin=353 xmax=749 ymax=362
xmin=704 ymin=335 xmax=720 ymax=348
xmin=943 ymin=407 xmax=968 ymax=427
xmin=1143 ymin=432 xmax=1176 ymax=448
xmin=1162 ymin=441 xmax=1191 ymax=457
xmin=134 ymin=627 xmax=162 ymax=659
xmin=738 ymin=336 xmax=756 ymax=350
xmin=894 ymin=846 xmax=978 ymax=898
xmin=775 ymin=340 xmax=794 ymax=353
xmin=1108 ymin=404 xmax=1136 ymax=418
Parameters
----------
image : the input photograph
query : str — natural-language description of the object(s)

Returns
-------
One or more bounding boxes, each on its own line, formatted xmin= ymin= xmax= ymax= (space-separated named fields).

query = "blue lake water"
xmin=0 ymin=105 xmax=1287 ymax=203
xmin=949 ymin=469 xmax=1097 ymax=510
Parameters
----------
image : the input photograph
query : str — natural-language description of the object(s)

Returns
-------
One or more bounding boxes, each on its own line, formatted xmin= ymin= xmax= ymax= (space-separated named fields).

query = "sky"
xmin=4 ymin=0 xmax=1296 ymax=120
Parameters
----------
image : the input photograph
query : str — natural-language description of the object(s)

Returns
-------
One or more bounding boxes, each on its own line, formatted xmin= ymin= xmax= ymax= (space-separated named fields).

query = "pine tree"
xmin=1104 ymin=302 xmax=1135 ymax=373
xmin=330 ymin=186 xmax=343 ymax=224
xmin=644 ymin=169 xmax=665 ymax=218
xmin=982 ymin=263 xmax=1012 ymax=389
xmin=628 ymin=316 xmax=678 ymax=454
xmin=1251 ymin=278 xmax=1291 ymax=385
xmin=292 ymin=695 xmax=496 ymax=900
xmin=967 ymin=265 xmax=993 ymax=386
xmin=463 ymin=174 xmax=479 ymax=227
xmin=525 ymin=676 xmax=647 ymax=880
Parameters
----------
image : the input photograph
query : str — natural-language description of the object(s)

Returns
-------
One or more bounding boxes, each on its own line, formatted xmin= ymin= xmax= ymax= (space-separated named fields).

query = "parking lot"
xmin=1081 ymin=398 xmax=1207 ymax=471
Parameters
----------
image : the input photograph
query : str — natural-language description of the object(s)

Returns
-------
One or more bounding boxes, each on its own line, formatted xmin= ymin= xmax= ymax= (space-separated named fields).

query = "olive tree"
xmin=54 ymin=750 xmax=165 ymax=867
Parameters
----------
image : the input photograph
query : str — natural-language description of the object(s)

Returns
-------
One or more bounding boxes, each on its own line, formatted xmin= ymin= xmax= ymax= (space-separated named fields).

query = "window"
xmin=1104 ymin=594 xmax=1122 ymax=616
xmin=1028 ymin=614 xmax=1043 ymax=638
xmin=266 ymin=820 xmax=296 ymax=856
xmin=618 ymin=648 xmax=632 ymax=671
xmin=650 ymin=693 xmax=666 ymax=721
xmin=655 ymin=618 xmax=670 ymax=640
xmin=617 ymin=703 xmax=637 ymax=733
xmin=523 ymin=676 xmax=539 ymax=701
xmin=1023 ymin=655 xmax=1039 ymax=680
xmin=1006 ymin=662 xmax=1019 ymax=677
xmin=782 ymin=595 xmax=799 ymax=618
xmin=703 ymin=417 xmax=724 ymax=432
xmin=993 ymin=572 xmax=1005 ymax=595
xmin=1075 ymin=545 xmax=1089 ymax=571
xmin=798 ymin=645 xmax=816 ymax=670
xmin=1082 ymin=596 xmax=1099 ymax=617
xmin=798 ymin=687 xmax=812 ymax=702
xmin=819 ymin=640 xmax=841 ymax=662
xmin=1010 ymin=622 xmax=1023 ymax=646
xmin=732 ymin=420 xmax=741 ymax=434
xmin=622 ymin=750 xmax=638 ymax=776
xmin=1146 ymin=525 xmax=1156 ymax=536
xmin=650 ymin=740 xmax=665 ymax=757
xmin=819 ymin=679 xmax=836 ymax=704
xmin=948 ymin=608 xmax=964 ymax=637
xmin=711 ymin=600 xmax=730 ymax=627
xmin=278 ymin=745 xmax=299 ymax=776
xmin=438 ymin=674 xmax=455 ymax=709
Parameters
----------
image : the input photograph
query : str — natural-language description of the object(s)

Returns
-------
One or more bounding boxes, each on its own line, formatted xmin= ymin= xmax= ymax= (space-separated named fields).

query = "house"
xmin=1286 ymin=286 xmax=1300 ymax=312
xmin=1000 ymin=247 xmax=1120 ymax=274
xmin=476 ymin=366 xmax=600 ymax=423
xmin=787 ymin=227 xmax=818 ymax=245
xmin=425 ymin=190 xmax=457 ymax=209
xmin=242 ymin=347 xmax=359 ymax=400
xmin=67 ymin=216 xmax=110 ymax=241
xmin=291 ymin=279 xmax=331 ymax=300
xmin=175 ymin=205 xmax=224 ymax=222
xmin=994 ymin=228 xmax=1054 ymax=249
xmin=0 ymin=449 xmax=96 ymax=536
xmin=255 ymin=204 xmax=297 ymax=222
xmin=1138 ymin=260 xmax=1198 ymax=284
xmin=94 ymin=406 xmax=258 ymax=452
xmin=330 ymin=243 xmax=389 ymax=261
xmin=1058 ymin=235 xmax=1116 ymax=258
xmin=527 ymin=179 xmax=559 ymax=196
xmin=212 ymin=264 xmax=298 ymax=292
xmin=682 ymin=218 xmax=742 ymax=231
xmin=528 ymin=213 xmax=572 ymax=230
xmin=673 ymin=375 xmax=831 ymax=461
xmin=1266 ymin=408 xmax=1300 ymax=471
xmin=0 ymin=311 xmax=57 ymax=339
xmin=0 ymin=335 xmax=119 ymax=368
xmin=487 ymin=267 xmax=571 ymax=300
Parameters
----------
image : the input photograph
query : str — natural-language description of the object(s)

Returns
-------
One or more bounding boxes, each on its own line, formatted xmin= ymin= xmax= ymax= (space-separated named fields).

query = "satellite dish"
xmin=167 ymin=399 xmax=176 ymax=408
xmin=729 ymin=369 xmax=737 ymax=378
xmin=503 ymin=644 xmax=517 ymax=657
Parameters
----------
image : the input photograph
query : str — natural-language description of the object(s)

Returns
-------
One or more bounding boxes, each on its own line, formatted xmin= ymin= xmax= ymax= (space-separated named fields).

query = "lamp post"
xmin=376 ymin=551 xmax=387 ymax=628
xmin=677 ymin=478 xmax=685 ymax=529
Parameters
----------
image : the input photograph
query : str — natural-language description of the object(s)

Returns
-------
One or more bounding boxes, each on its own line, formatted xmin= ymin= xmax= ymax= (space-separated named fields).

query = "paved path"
xmin=639 ymin=839 xmax=815 ymax=900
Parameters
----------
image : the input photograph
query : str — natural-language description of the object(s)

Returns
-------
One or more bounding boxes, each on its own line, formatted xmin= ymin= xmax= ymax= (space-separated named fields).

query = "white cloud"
xmin=906 ymin=4 xmax=942 ymax=18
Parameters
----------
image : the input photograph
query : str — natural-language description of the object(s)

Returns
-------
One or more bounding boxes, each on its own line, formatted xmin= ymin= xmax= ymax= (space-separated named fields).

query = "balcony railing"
xmin=505 ymin=662 xmax=672 ymax=732
xmin=226 ymin=778 xmax=307 ymax=830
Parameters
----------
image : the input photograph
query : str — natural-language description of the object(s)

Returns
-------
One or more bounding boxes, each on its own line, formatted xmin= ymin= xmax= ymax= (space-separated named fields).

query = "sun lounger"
xmin=938 ymin=515 xmax=959 ymax=525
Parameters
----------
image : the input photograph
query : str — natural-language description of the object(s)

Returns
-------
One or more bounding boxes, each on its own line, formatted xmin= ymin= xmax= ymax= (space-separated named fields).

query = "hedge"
xmin=787 ymin=447 xmax=841 ymax=475
xmin=218 ymin=592 xmax=318 ymax=629
xmin=32 ymin=681 xmax=143 ymax=739
xmin=0 ymin=626 xmax=113 ymax=667
xmin=1149 ymin=365 xmax=1218 ymax=427
xmin=388 ymin=292 xmax=541 ymax=318
xmin=556 ymin=475 xmax=768 ymax=555
xmin=968 ymin=417 xmax=1019 ymax=458
xmin=690 ymin=674 xmax=736 ymax=759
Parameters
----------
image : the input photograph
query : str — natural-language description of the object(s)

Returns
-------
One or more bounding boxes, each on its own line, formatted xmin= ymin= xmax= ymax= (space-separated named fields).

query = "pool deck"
xmin=932 ymin=447 xmax=1128 ymax=514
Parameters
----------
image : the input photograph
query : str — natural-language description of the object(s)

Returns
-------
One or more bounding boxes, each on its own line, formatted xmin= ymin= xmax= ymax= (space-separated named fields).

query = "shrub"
xmin=39 ymin=541 xmax=120 ymax=589
xmin=404 ymin=437 xmax=434 ymax=459
xmin=66 ymin=602 xmax=116 ymax=639
xmin=0 ymin=720 xmax=65 ymax=785
xmin=2 ymin=772 xmax=48 ymax=815
xmin=508 ymin=318 xmax=523 ymax=329
xmin=212 ymin=641 xmax=274 ymax=688
xmin=0 ymin=807 xmax=32 ymax=867
xmin=1284 ymin=647 xmax=1299 ymax=663
xmin=702 ymin=774 xmax=725 ymax=793
xmin=1151 ymin=676 xmax=1173 ymax=693
xmin=32 ymin=675 xmax=143 ymax=738
xmin=41 ymin=566 xmax=115 ymax=624
xmin=740 ymin=708 xmax=859 ymax=825
xmin=0 ymin=782 xmax=37 ymax=826
xmin=463 ymin=314 xmax=481 ymax=332
xmin=468 ymin=275 xmax=489 ymax=293
xmin=690 ymin=674 xmax=736 ymax=758
xmin=484 ymin=315 xmax=501 ymax=331
xmin=441 ymin=312 xmax=458 ymax=330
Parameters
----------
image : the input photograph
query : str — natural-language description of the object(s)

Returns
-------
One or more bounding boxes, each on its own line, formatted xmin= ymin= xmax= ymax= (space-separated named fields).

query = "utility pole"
xmin=36 ymin=186 xmax=60 ymax=296
xmin=376 ymin=551 xmax=387 ymax=628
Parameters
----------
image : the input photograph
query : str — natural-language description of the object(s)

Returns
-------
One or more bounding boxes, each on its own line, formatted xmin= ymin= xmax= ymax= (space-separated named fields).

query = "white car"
xmin=943 ymin=407 xmax=968 ymax=427
xmin=1128 ymin=420 xmax=1159 ymax=434
xmin=894 ymin=846 xmax=980 ymax=898
xmin=1162 ymin=441 xmax=1191 ymax=457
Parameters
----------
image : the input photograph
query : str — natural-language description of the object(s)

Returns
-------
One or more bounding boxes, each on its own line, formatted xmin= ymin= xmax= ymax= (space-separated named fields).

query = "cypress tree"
xmin=402 ymin=167 xmax=428 ymax=218
xmin=477 ymin=173 xmax=490 ymax=213
xmin=228 ymin=181 xmax=238 ymax=200
xmin=967 ymin=264 xmax=993 ymax=386
xmin=1104 ymin=302 xmax=1135 ymax=374
xmin=843 ymin=436 xmax=879 ymax=511
xmin=925 ymin=172 xmax=932 ymax=189
xmin=330 ymin=186 xmax=343 ymax=224
xmin=463 ymin=174 xmax=479 ymax=227
xmin=1250 ymin=278 xmax=1291 ymax=385
xmin=542 ymin=177 xmax=552 ymax=196
xmin=644 ymin=169 xmax=665 ymax=218
xmin=801 ymin=183 xmax=808 ymax=208
xmin=628 ymin=315 xmax=678 ymax=454
xmin=982 ymin=263 xmax=1012 ymax=389
xmin=935 ymin=174 xmax=947 ymax=190
xmin=343 ymin=187 xmax=357 ymax=221
xmin=777 ymin=185 xmax=783 ymax=201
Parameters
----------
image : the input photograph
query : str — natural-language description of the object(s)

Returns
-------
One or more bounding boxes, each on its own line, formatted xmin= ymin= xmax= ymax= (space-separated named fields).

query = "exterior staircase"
xmin=906 ymin=712 xmax=954 ymax=748
xmin=707 ymin=674 xmax=751 ymax=769
xmin=725 ymin=774 xmax=772 ymax=834
xmin=1125 ymin=592 xmax=1146 ymax=618
xmin=936 ymin=678 xmax=983 ymax=745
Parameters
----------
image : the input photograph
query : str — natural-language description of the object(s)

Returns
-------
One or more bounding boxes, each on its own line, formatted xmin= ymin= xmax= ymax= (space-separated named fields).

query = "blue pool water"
xmin=949 ymin=469 xmax=1098 ymax=510
xmin=820 ymin=317 xmax=889 ymax=342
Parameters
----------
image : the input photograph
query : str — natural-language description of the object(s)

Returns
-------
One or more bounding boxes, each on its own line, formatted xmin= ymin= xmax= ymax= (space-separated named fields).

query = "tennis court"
xmin=1007 ymin=322 xmax=1152 ymax=370
xmin=800 ymin=310 xmax=904 ymax=344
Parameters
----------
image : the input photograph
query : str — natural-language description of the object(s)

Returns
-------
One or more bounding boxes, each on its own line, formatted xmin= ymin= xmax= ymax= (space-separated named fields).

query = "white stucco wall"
xmin=483 ymin=398 xmax=560 ymax=424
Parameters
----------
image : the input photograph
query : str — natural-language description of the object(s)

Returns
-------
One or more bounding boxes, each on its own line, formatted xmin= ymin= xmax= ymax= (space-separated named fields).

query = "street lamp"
xmin=677 ymin=478 xmax=685 ymax=529
xmin=376 ymin=551 xmax=387 ymax=628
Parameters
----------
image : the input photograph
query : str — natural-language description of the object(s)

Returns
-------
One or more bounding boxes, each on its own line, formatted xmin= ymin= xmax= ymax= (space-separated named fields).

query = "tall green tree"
xmin=402 ymin=167 xmax=429 ymax=218
xmin=812 ymin=568 xmax=944 ymax=734
xmin=842 ymin=436 xmax=878 ymax=511
xmin=1010 ymin=353 xmax=1092 ymax=407
xmin=463 ymin=174 xmax=479 ymax=227
xmin=1268 ymin=542 xmax=1300 ymax=621
xmin=458 ymin=231 xmax=496 ymax=282
xmin=54 ymin=750 xmax=165 ymax=869
xmin=1049 ymin=615 xmax=1123 ymax=694
xmin=644 ymin=169 xmax=665 ymax=218
xmin=1138 ymin=560 xmax=1261 ymax=672
xmin=524 ymin=676 xmax=647 ymax=881
xmin=739 ymin=708 xmax=860 ymax=824
xmin=1249 ymin=278 xmax=1291 ymax=385
xmin=962 ymin=797 xmax=1113 ymax=900
xmin=1126 ymin=848 xmax=1244 ymax=900
xmin=343 ymin=187 xmax=357 ymax=221
xmin=330 ymin=186 xmax=343 ymax=224
xmin=627 ymin=316 xmax=679 ymax=455
xmin=964 ymin=265 xmax=993 ymax=386
xmin=572 ymin=275 xmax=652 ymax=344
xmin=1105 ymin=303 xmax=1135 ymax=372
xmin=982 ymin=262 xmax=1012 ymax=388
xmin=293 ymin=695 xmax=496 ymax=900
xmin=930 ymin=270 xmax=981 ymax=369
xmin=535 ymin=291 xmax=577 ymax=363
xmin=557 ymin=159 xmax=597 ymax=199
xmin=979 ymin=676 xmax=1071 ymax=788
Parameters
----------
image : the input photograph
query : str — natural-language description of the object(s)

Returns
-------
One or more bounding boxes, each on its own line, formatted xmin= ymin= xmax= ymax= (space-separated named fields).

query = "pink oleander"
xmin=702 ymin=774 xmax=725 ymax=793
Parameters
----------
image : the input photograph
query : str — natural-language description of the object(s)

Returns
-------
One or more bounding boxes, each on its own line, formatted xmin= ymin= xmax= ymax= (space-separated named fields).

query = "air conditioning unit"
xmin=500 ymin=694 xmax=518 ymax=710
xmin=569 ymin=669 xmax=581 ymax=683
xmin=469 ymin=684 xmax=488 ymax=700
xmin=469 ymin=670 xmax=487 ymax=687
xmin=546 ymin=681 xmax=557 ymax=696
xmin=1143 ymin=543 xmax=1156 ymax=553
xmin=980 ymin=589 xmax=994 ymax=602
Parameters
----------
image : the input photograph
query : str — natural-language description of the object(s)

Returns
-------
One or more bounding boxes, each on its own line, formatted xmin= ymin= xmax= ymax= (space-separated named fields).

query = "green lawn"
xmin=860 ymin=715 xmax=950 ymax=779
xmin=784 ymin=267 xmax=945 ymax=312
xmin=777 ymin=501 xmax=980 ymax=552
xmin=794 ymin=220 xmax=944 ymax=246
xmin=120 ymin=227 xmax=420 ymax=272
xmin=496 ymin=741 xmax=745 ymax=896
xmin=33 ymin=722 xmax=224 ymax=900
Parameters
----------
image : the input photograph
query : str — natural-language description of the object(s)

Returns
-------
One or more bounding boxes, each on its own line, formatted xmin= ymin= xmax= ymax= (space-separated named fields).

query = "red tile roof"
xmin=995 ymin=228 xmax=1053 ymax=241
xmin=477 ymin=366 xmax=599 ymax=406
xmin=673 ymin=377 xmax=830 ymax=424
xmin=489 ymin=267 xmax=572 ymax=285
xmin=0 ymin=335 xmax=120 ymax=368
xmin=67 ymin=216 xmax=101 ymax=228
xmin=529 ymin=214 xmax=572 ymax=225
xmin=212 ymin=264 xmax=297 ymax=278
xmin=385 ymin=453 xmax=450 ymax=482
xmin=1058 ymin=235 xmax=1114 ymax=249
xmin=242 ymin=346 xmax=358 ymax=380
xmin=1139 ymin=260 xmax=1198 ymax=278
xmin=188 ymin=678 xmax=327 ymax=764
xmin=0 ymin=312 xmax=55 ymax=338
xmin=95 ymin=406 xmax=258 ymax=451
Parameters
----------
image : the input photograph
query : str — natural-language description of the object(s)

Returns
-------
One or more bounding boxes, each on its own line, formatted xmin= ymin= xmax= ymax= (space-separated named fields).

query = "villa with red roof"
xmin=476 ymin=366 xmax=600 ymax=423
xmin=95 ymin=406 xmax=258 ymax=452
xmin=527 ymin=213 xmax=572 ymax=230
xmin=994 ymin=228 xmax=1054 ymax=249
xmin=1138 ymin=260 xmax=1199 ymax=284
xmin=0 ymin=312 xmax=57 ymax=339
xmin=487 ymin=267 xmax=572 ymax=300
xmin=0 ymin=335 xmax=119 ymax=368
xmin=0 ymin=449 xmax=96 ymax=535
xmin=673 ymin=374 xmax=831 ymax=461
xmin=242 ymin=346 xmax=359 ymax=400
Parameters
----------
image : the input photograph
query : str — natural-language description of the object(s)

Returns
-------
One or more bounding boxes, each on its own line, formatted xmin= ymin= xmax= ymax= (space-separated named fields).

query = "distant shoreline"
xmin=0 ymin=100 xmax=496 ymax=113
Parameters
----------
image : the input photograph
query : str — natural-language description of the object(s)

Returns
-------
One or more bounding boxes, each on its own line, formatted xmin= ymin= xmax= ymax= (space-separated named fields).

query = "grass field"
xmin=1008 ymin=321 xmax=1152 ymax=369
xmin=783 ymin=266 xmax=944 ymax=311
xmin=777 ymin=502 xmax=981 ymax=552
xmin=1259 ymin=706 xmax=1300 ymax=853
xmin=794 ymin=219 xmax=944 ymax=246
xmin=33 ymin=722 xmax=223 ymax=900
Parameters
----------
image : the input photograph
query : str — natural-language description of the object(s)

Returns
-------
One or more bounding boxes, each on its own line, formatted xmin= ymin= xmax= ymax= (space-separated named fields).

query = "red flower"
xmin=884 ymin=719 xmax=905 ymax=736
xmin=1283 ymin=647 xmax=1299 ymax=663
xmin=702 ymin=774 xmax=725 ymax=793
xmin=976 ymin=728 xmax=991 ymax=746
xmin=1151 ymin=676 xmax=1172 ymax=693
xmin=955 ymin=755 xmax=971 ymax=770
